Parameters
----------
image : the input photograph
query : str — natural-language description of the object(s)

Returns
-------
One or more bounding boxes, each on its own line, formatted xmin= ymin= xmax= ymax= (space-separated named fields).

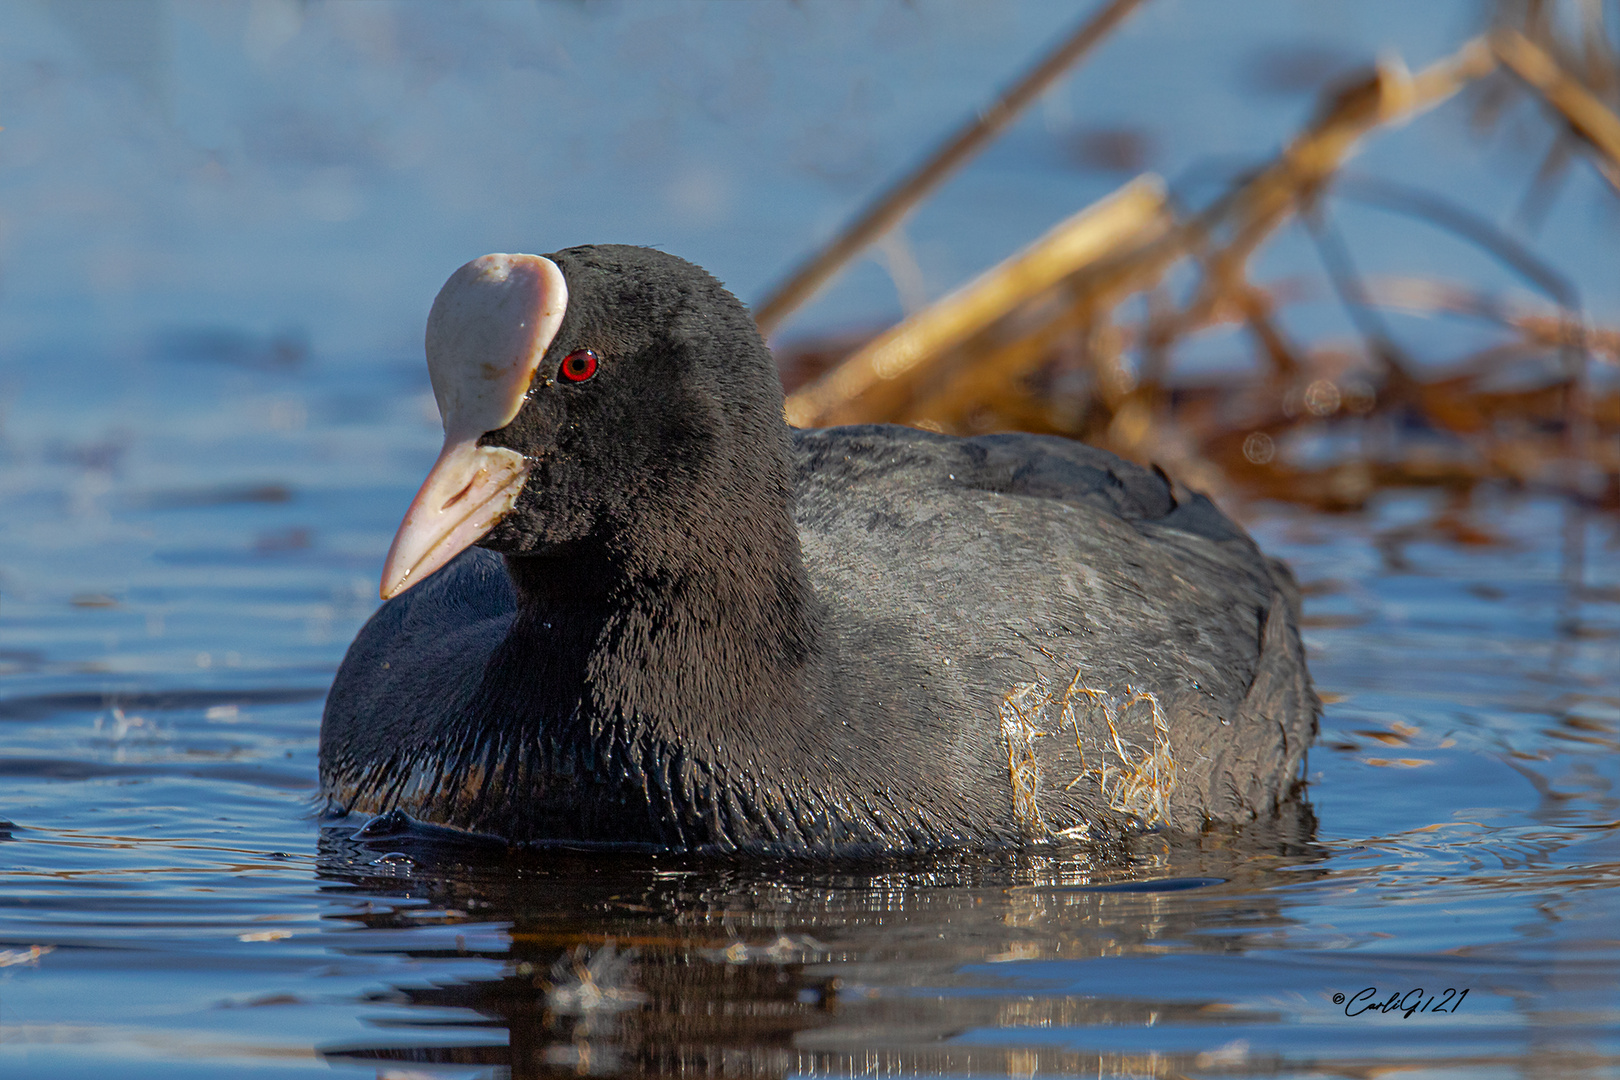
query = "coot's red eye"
xmin=559 ymin=348 xmax=598 ymax=382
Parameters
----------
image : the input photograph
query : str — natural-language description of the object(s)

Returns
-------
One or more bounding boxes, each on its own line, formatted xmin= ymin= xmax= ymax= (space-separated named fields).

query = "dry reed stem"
xmin=1365 ymin=277 xmax=1620 ymax=364
xmin=785 ymin=177 xmax=1169 ymax=428
xmin=1494 ymin=29 xmax=1620 ymax=194
xmin=753 ymin=0 xmax=1149 ymax=337
xmin=785 ymin=38 xmax=1500 ymax=437
xmin=1165 ymin=42 xmax=1499 ymax=344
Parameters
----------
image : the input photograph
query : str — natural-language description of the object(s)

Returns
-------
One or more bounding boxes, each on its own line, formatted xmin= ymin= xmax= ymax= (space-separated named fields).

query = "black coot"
xmin=320 ymin=245 xmax=1317 ymax=852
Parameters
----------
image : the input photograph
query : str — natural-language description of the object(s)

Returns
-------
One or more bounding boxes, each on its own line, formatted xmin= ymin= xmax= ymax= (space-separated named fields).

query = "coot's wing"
xmin=792 ymin=425 xmax=1316 ymax=834
xmin=320 ymin=547 xmax=517 ymax=811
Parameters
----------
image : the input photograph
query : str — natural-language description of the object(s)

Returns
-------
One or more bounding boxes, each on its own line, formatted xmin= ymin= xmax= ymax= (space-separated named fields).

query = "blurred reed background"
xmin=772 ymin=0 xmax=1620 ymax=545
xmin=1 ymin=0 xmax=1616 ymax=531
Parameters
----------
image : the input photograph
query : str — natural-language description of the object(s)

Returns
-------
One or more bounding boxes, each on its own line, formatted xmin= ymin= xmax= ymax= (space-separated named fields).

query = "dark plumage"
xmin=320 ymin=245 xmax=1317 ymax=853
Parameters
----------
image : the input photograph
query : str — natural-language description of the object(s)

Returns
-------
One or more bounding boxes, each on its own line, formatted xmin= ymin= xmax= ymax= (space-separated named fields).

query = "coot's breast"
xmin=320 ymin=547 xmax=517 ymax=809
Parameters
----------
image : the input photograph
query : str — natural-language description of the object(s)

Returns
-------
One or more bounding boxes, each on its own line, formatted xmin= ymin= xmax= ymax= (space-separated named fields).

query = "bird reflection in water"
xmin=315 ymin=807 xmax=1321 ymax=1077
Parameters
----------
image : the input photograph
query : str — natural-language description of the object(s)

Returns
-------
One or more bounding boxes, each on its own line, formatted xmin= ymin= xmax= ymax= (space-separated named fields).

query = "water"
xmin=4 ymin=2 xmax=1620 ymax=1076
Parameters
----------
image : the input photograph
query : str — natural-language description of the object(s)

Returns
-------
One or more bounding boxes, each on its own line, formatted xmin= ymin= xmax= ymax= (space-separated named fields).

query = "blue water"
xmin=3 ymin=2 xmax=1619 ymax=1076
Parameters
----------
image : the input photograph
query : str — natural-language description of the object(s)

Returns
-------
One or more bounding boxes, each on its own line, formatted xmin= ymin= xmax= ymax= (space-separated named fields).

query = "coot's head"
xmin=380 ymin=245 xmax=790 ymax=600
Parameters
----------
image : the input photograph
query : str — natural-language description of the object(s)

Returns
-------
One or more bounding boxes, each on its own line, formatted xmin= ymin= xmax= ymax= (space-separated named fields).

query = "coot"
xmin=320 ymin=245 xmax=1317 ymax=852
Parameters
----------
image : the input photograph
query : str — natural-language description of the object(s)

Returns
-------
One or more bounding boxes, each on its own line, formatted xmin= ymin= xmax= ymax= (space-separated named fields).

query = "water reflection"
xmin=313 ymin=815 xmax=1332 ymax=1077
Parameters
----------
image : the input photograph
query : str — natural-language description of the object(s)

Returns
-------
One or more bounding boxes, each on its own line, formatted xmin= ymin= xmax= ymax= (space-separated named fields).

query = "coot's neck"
xmin=496 ymin=442 xmax=820 ymax=744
